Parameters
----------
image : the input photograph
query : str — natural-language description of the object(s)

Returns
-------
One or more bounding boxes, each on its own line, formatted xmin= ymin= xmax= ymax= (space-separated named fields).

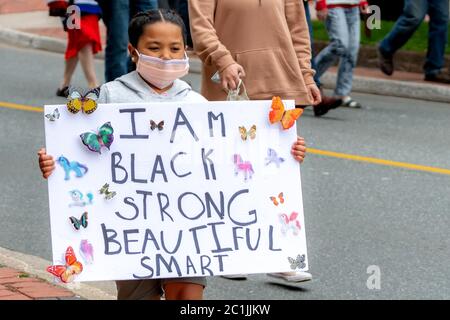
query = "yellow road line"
xmin=308 ymin=148 xmax=450 ymax=176
xmin=1 ymin=100 xmax=449 ymax=176
xmin=0 ymin=101 xmax=43 ymax=112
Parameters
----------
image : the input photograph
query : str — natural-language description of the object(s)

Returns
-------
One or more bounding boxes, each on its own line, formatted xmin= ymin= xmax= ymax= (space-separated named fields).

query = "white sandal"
xmin=342 ymin=97 xmax=362 ymax=108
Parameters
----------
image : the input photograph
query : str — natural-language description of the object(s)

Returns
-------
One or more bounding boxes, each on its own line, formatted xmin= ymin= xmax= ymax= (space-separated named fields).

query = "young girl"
xmin=48 ymin=0 xmax=103 ymax=97
xmin=38 ymin=9 xmax=307 ymax=300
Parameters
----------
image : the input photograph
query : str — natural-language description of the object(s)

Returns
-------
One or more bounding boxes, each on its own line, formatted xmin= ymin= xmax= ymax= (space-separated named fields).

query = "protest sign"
xmin=44 ymin=100 xmax=308 ymax=282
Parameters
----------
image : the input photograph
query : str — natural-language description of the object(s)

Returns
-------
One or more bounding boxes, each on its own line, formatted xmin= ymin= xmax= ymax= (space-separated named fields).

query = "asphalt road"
xmin=1 ymin=44 xmax=450 ymax=299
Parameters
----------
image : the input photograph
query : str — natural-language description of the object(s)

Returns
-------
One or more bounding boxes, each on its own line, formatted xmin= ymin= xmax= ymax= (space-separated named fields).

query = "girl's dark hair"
xmin=128 ymin=9 xmax=187 ymax=47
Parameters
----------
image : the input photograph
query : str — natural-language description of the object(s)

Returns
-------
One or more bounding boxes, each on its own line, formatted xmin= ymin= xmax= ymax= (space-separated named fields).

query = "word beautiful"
xmin=101 ymin=107 xmax=285 ymax=279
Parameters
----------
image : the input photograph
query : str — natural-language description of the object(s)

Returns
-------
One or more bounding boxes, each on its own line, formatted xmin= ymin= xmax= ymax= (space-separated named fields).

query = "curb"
xmin=1 ymin=26 xmax=449 ymax=103
xmin=0 ymin=246 xmax=116 ymax=300
xmin=0 ymin=27 xmax=105 ymax=59
xmin=321 ymin=73 xmax=450 ymax=104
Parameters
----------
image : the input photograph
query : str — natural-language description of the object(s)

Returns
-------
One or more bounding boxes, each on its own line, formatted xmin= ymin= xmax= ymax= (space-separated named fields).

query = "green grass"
xmin=18 ymin=272 xmax=30 ymax=278
xmin=312 ymin=20 xmax=450 ymax=55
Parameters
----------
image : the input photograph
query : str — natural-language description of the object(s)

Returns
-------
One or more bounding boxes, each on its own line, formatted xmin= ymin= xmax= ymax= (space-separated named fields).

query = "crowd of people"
xmin=48 ymin=0 xmax=450 ymax=110
xmin=41 ymin=0 xmax=449 ymax=300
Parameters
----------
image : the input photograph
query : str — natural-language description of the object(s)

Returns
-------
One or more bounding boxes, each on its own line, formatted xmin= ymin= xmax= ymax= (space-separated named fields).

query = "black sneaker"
xmin=425 ymin=72 xmax=450 ymax=84
xmin=377 ymin=46 xmax=394 ymax=76
xmin=56 ymin=86 xmax=70 ymax=98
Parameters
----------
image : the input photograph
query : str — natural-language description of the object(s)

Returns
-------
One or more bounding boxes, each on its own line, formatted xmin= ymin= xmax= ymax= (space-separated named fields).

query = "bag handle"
xmin=227 ymin=79 xmax=250 ymax=101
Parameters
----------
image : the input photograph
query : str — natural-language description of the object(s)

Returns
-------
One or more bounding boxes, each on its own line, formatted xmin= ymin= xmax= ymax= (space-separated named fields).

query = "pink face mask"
xmin=135 ymin=50 xmax=190 ymax=89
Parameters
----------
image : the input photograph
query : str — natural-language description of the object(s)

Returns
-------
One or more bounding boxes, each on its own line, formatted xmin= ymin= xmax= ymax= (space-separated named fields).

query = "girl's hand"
xmin=38 ymin=148 xmax=55 ymax=179
xmin=220 ymin=63 xmax=246 ymax=91
xmin=307 ymin=83 xmax=322 ymax=105
xmin=291 ymin=136 xmax=307 ymax=163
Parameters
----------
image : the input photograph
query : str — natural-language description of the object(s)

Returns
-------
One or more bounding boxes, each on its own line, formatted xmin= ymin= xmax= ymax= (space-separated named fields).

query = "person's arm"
xmin=284 ymin=0 xmax=316 ymax=87
xmin=188 ymin=0 xmax=245 ymax=90
xmin=97 ymin=84 xmax=109 ymax=104
xmin=188 ymin=0 xmax=234 ymax=72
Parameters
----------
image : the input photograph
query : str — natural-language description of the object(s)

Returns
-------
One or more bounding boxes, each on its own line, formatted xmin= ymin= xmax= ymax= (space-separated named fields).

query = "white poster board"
xmin=44 ymin=100 xmax=308 ymax=282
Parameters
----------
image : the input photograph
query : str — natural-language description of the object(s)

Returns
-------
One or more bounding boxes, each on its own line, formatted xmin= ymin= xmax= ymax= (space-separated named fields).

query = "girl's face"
xmin=129 ymin=21 xmax=185 ymax=62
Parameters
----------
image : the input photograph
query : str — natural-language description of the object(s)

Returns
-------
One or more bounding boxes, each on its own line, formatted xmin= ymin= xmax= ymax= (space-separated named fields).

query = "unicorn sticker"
xmin=233 ymin=154 xmax=254 ymax=181
xmin=57 ymin=156 xmax=88 ymax=181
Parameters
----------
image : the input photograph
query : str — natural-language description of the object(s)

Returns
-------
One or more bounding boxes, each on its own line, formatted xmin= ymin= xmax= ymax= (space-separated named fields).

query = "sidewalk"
xmin=1 ymin=2 xmax=449 ymax=103
xmin=0 ymin=246 xmax=116 ymax=300
xmin=0 ymin=266 xmax=83 ymax=300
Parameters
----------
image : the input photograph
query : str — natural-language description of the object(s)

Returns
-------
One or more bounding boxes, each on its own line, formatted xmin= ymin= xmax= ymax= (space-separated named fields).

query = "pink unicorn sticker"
xmin=233 ymin=154 xmax=254 ymax=181
xmin=279 ymin=212 xmax=301 ymax=236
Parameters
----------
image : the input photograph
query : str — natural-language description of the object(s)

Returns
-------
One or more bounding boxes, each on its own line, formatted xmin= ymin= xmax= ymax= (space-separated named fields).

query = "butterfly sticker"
xmin=288 ymin=254 xmax=306 ymax=270
xmin=45 ymin=108 xmax=60 ymax=121
xmin=279 ymin=212 xmax=301 ymax=236
xmin=239 ymin=125 xmax=256 ymax=141
xmin=150 ymin=120 xmax=164 ymax=131
xmin=269 ymin=96 xmax=303 ymax=130
xmin=270 ymin=192 xmax=284 ymax=206
xmin=46 ymin=246 xmax=83 ymax=283
xmin=67 ymin=87 xmax=99 ymax=114
xmin=265 ymin=148 xmax=285 ymax=168
xmin=80 ymin=121 xmax=114 ymax=154
xmin=99 ymin=183 xmax=117 ymax=200
xmin=79 ymin=240 xmax=94 ymax=265
xmin=69 ymin=212 xmax=88 ymax=230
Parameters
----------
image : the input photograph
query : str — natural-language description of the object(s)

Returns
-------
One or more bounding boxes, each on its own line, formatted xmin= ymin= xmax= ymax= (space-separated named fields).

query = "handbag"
xmin=227 ymin=79 xmax=250 ymax=101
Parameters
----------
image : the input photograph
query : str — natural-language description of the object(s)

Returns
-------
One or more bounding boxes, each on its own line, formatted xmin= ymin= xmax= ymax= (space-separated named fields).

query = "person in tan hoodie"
xmin=188 ymin=0 xmax=316 ymax=283
xmin=188 ymin=0 xmax=325 ymax=114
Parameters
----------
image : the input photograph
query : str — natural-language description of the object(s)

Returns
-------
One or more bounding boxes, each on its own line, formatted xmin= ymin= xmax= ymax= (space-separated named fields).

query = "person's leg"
xmin=78 ymin=43 xmax=99 ymax=88
xmin=424 ymin=0 xmax=449 ymax=77
xmin=303 ymin=1 xmax=341 ymax=116
xmin=379 ymin=0 xmax=427 ymax=57
xmin=164 ymin=282 xmax=204 ymax=300
xmin=158 ymin=0 xmax=171 ymax=9
xmin=303 ymin=1 xmax=320 ymax=86
xmin=61 ymin=56 xmax=78 ymax=89
xmin=132 ymin=0 xmax=159 ymax=16
xmin=314 ymin=8 xmax=349 ymax=82
xmin=116 ymin=280 xmax=162 ymax=300
xmin=335 ymin=7 xmax=360 ymax=99
xmin=97 ymin=0 xmax=130 ymax=82
xmin=174 ymin=0 xmax=193 ymax=48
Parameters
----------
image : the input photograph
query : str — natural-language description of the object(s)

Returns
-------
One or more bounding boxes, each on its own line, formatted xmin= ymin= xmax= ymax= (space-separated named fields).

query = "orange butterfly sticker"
xmin=270 ymin=192 xmax=284 ymax=206
xmin=269 ymin=96 xmax=303 ymax=130
xmin=47 ymin=246 xmax=83 ymax=283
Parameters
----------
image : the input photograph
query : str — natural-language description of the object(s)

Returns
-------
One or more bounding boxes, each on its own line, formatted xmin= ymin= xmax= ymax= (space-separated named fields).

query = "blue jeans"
xmin=379 ymin=0 xmax=449 ymax=76
xmin=169 ymin=0 xmax=192 ymax=47
xmin=303 ymin=0 xmax=321 ymax=87
xmin=314 ymin=7 xmax=360 ymax=97
xmin=97 ymin=0 xmax=158 ymax=82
